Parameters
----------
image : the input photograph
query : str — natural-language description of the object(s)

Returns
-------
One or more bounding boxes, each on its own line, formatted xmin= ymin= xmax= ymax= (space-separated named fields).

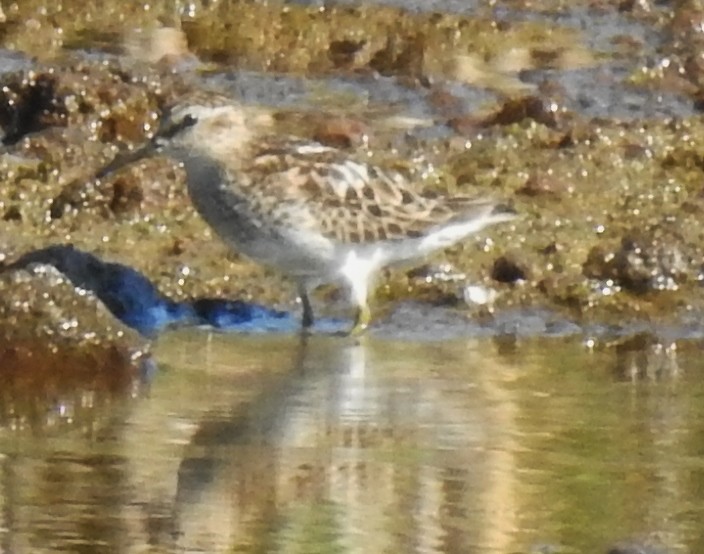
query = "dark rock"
xmin=0 ymin=73 xmax=65 ymax=145
xmin=313 ymin=117 xmax=370 ymax=149
xmin=9 ymin=244 xmax=190 ymax=336
xmin=109 ymin=176 xmax=145 ymax=214
xmin=480 ymin=95 xmax=560 ymax=128
xmin=583 ymin=232 xmax=688 ymax=294
xmin=0 ymin=261 xmax=149 ymax=356
xmin=328 ymin=39 xmax=367 ymax=68
xmin=0 ymin=261 xmax=157 ymax=429
xmin=8 ymin=244 xmax=294 ymax=336
xmin=492 ymin=255 xmax=528 ymax=283
xmin=369 ymin=32 xmax=426 ymax=77
xmin=3 ymin=204 xmax=21 ymax=221
xmin=191 ymin=298 xmax=290 ymax=330
xmin=517 ymin=172 xmax=568 ymax=198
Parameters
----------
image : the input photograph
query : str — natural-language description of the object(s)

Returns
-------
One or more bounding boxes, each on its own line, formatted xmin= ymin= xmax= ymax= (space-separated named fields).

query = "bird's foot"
xmin=349 ymin=304 xmax=371 ymax=336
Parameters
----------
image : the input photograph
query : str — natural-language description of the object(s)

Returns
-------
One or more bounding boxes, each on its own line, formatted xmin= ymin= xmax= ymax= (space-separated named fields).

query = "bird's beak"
xmin=95 ymin=136 xmax=162 ymax=180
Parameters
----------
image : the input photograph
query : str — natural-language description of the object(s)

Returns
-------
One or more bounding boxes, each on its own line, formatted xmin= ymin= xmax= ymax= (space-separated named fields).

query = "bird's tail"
xmin=418 ymin=199 xmax=517 ymax=252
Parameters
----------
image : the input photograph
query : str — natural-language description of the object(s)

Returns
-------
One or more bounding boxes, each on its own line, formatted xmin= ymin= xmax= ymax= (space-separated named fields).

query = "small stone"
xmin=463 ymin=284 xmax=497 ymax=306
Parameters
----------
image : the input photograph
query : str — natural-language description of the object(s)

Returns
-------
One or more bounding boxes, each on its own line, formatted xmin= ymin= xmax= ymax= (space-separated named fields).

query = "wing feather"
xmin=242 ymin=137 xmax=498 ymax=245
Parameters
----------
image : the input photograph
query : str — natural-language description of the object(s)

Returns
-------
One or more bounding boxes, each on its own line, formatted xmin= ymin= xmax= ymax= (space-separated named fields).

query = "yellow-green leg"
xmin=346 ymin=271 xmax=374 ymax=336
xmin=350 ymin=302 xmax=371 ymax=336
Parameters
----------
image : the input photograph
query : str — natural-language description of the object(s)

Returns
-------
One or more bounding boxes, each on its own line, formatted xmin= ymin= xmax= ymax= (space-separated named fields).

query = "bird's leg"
xmin=298 ymin=282 xmax=315 ymax=329
xmin=348 ymin=277 xmax=371 ymax=336
xmin=350 ymin=302 xmax=371 ymax=336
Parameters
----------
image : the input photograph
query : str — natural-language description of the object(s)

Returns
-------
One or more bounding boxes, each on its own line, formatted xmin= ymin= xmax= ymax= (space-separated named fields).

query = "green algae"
xmin=4 ymin=0 xmax=595 ymax=87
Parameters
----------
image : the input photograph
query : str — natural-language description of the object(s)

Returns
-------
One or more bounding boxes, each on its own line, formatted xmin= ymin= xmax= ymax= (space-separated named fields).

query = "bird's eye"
xmin=182 ymin=114 xmax=198 ymax=128
xmin=159 ymin=112 xmax=199 ymax=139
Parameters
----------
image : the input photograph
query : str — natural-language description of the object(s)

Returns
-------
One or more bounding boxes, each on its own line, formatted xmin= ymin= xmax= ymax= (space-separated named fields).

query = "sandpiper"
xmin=99 ymin=91 xmax=516 ymax=334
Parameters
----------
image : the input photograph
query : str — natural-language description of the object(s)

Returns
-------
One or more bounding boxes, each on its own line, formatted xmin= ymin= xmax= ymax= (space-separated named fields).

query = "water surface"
xmin=2 ymin=331 xmax=703 ymax=553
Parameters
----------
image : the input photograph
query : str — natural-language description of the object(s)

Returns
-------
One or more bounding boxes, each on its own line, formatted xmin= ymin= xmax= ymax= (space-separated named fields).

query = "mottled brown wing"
xmin=244 ymin=138 xmax=492 ymax=245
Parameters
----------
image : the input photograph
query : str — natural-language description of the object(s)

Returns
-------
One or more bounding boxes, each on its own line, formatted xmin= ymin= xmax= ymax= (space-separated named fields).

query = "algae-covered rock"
xmin=0 ymin=263 xmax=149 ymax=358
xmin=0 ymin=263 xmax=151 ymax=430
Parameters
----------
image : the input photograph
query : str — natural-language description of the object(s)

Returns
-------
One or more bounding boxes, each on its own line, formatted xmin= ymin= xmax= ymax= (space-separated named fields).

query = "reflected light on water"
xmin=1 ymin=331 xmax=704 ymax=553
xmin=166 ymin=335 xmax=522 ymax=553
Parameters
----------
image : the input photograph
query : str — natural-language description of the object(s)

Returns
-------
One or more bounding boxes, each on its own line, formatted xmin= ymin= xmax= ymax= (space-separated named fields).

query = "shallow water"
xmin=2 ymin=1 xmax=704 ymax=551
xmin=2 ymin=330 xmax=704 ymax=553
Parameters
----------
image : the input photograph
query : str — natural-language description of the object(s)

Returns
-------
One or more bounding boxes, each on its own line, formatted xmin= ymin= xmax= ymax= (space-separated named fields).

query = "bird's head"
xmin=96 ymin=91 xmax=273 ymax=179
xmin=156 ymin=92 xmax=274 ymax=155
